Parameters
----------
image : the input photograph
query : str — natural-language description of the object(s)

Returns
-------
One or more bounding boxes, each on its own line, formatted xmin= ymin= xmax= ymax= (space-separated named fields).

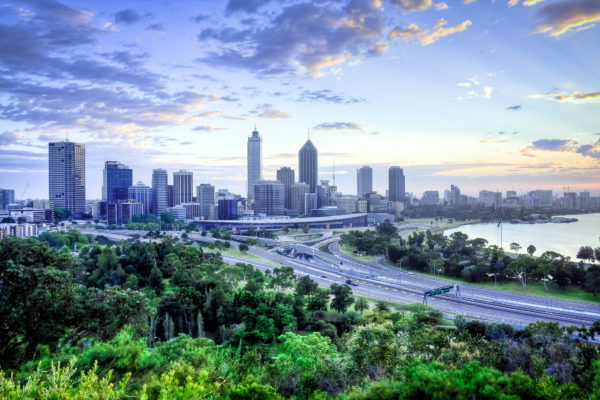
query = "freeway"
xmin=72 ymin=228 xmax=600 ymax=327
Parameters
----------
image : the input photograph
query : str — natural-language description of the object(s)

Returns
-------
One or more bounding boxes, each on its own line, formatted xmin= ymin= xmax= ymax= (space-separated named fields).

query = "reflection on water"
xmin=445 ymin=213 xmax=600 ymax=259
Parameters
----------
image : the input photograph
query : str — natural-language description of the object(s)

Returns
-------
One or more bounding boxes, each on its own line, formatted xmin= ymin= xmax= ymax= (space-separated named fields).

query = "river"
xmin=445 ymin=213 xmax=600 ymax=259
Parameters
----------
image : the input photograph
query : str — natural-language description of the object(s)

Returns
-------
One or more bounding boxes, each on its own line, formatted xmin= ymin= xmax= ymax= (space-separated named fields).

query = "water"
xmin=445 ymin=213 xmax=600 ymax=259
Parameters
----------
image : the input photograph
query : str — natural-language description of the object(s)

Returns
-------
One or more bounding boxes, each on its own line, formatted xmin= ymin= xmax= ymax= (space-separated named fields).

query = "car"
xmin=321 ymin=275 xmax=327 ymax=278
xmin=345 ymin=279 xmax=359 ymax=286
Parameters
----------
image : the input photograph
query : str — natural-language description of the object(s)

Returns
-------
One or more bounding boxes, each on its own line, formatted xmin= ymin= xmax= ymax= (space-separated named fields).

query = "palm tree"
xmin=375 ymin=300 xmax=390 ymax=313
xmin=355 ymin=297 xmax=369 ymax=314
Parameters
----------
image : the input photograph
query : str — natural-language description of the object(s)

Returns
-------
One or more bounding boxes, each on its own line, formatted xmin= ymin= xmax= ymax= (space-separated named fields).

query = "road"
xmin=73 ymin=228 xmax=600 ymax=327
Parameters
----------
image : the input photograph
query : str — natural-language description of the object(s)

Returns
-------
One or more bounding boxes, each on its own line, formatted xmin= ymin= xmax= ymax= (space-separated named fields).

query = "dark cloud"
xmin=506 ymin=105 xmax=522 ymax=111
xmin=115 ymin=9 xmax=142 ymax=25
xmin=389 ymin=0 xmax=433 ymax=13
xmin=521 ymin=138 xmax=600 ymax=160
xmin=197 ymin=0 xmax=387 ymax=77
xmin=193 ymin=14 xmax=209 ymax=23
xmin=225 ymin=0 xmax=274 ymax=15
xmin=145 ymin=23 xmax=165 ymax=33
xmin=531 ymin=138 xmax=575 ymax=151
xmin=535 ymin=0 xmax=600 ymax=37
xmin=297 ymin=89 xmax=366 ymax=104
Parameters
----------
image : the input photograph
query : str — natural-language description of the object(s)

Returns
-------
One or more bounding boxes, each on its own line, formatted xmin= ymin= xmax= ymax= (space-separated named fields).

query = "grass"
xmin=203 ymin=246 xmax=281 ymax=267
xmin=404 ymin=269 xmax=600 ymax=304
xmin=339 ymin=244 xmax=376 ymax=264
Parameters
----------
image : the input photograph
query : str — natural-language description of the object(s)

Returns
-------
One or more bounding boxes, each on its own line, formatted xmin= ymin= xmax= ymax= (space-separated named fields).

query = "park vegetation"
xmin=341 ymin=221 xmax=600 ymax=297
xmin=1 ymin=231 xmax=600 ymax=399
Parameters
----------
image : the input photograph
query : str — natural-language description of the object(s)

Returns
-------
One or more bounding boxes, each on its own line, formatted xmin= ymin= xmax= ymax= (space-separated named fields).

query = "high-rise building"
xmin=447 ymin=184 xmax=461 ymax=205
xmin=196 ymin=184 xmax=215 ymax=218
xmin=421 ymin=191 xmax=440 ymax=205
xmin=299 ymin=139 xmax=318 ymax=193
xmin=253 ymin=180 xmax=284 ymax=216
xmin=218 ymin=199 xmax=239 ymax=220
xmin=357 ymin=166 xmax=373 ymax=198
xmin=247 ymin=128 xmax=263 ymax=202
xmin=276 ymin=167 xmax=295 ymax=210
xmin=128 ymin=181 xmax=153 ymax=214
xmin=524 ymin=190 xmax=553 ymax=208
xmin=291 ymin=182 xmax=310 ymax=215
xmin=152 ymin=169 xmax=168 ymax=217
xmin=102 ymin=161 xmax=132 ymax=204
xmin=479 ymin=190 xmax=502 ymax=207
xmin=0 ymin=189 xmax=15 ymax=210
xmin=388 ymin=166 xmax=405 ymax=202
xmin=48 ymin=141 xmax=85 ymax=216
xmin=173 ymin=170 xmax=193 ymax=206
xmin=304 ymin=192 xmax=317 ymax=216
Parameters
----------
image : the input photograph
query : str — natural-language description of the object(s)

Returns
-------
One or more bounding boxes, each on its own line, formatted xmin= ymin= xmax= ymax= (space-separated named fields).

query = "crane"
xmin=20 ymin=182 xmax=29 ymax=200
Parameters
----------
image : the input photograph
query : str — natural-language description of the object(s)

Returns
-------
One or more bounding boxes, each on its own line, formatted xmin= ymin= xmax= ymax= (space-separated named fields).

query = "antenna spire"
xmin=307 ymin=128 xmax=310 ymax=140
xmin=333 ymin=162 xmax=336 ymax=186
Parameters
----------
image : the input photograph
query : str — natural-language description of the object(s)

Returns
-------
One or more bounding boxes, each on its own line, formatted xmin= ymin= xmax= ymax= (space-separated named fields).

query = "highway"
xmin=73 ymin=228 xmax=600 ymax=327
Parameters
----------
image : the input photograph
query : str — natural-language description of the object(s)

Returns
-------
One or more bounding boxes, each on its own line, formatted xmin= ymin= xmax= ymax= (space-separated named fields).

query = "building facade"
xmin=196 ymin=184 xmax=215 ymax=218
xmin=218 ymin=199 xmax=239 ymax=220
xmin=299 ymin=139 xmax=318 ymax=193
xmin=102 ymin=161 xmax=132 ymax=204
xmin=291 ymin=182 xmax=310 ymax=215
xmin=173 ymin=170 xmax=193 ymax=206
xmin=276 ymin=167 xmax=295 ymax=210
xmin=357 ymin=166 xmax=373 ymax=198
xmin=128 ymin=181 xmax=153 ymax=215
xmin=388 ymin=166 xmax=405 ymax=202
xmin=49 ymin=141 xmax=86 ymax=216
xmin=253 ymin=180 xmax=285 ymax=216
xmin=152 ymin=169 xmax=168 ymax=217
xmin=0 ymin=189 xmax=15 ymax=210
xmin=247 ymin=128 xmax=263 ymax=202
xmin=421 ymin=191 xmax=440 ymax=205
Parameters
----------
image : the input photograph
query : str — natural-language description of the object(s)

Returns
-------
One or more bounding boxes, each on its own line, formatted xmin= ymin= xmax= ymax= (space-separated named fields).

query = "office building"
xmin=304 ymin=193 xmax=317 ymax=216
xmin=337 ymin=196 xmax=358 ymax=214
xmin=247 ymin=127 xmax=263 ymax=202
xmin=0 ymin=189 xmax=15 ymax=210
xmin=218 ymin=199 xmax=239 ymax=220
xmin=421 ymin=191 xmax=439 ymax=205
xmin=102 ymin=161 xmax=132 ymax=204
xmin=173 ymin=170 xmax=193 ymax=206
xmin=0 ymin=223 xmax=38 ymax=239
xmin=388 ymin=166 xmax=405 ymax=202
xmin=299 ymin=139 xmax=318 ymax=193
xmin=479 ymin=190 xmax=502 ymax=207
xmin=276 ymin=167 xmax=295 ymax=210
xmin=119 ymin=201 xmax=144 ymax=225
xmin=196 ymin=184 xmax=215 ymax=218
xmin=182 ymin=203 xmax=202 ymax=220
xmin=152 ymin=169 xmax=168 ymax=217
xmin=49 ymin=141 xmax=86 ymax=216
xmin=563 ymin=192 xmax=577 ymax=209
xmin=253 ymin=180 xmax=285 ymax=216
xmin=291 ymin=182 xmax=310 ymax=215
xmin=129 ymin=181 xmax=153 ymax=215
xmin=524 ymin=190 xmax=553 ymax=208
xmin=357 ymin=166 xmax=373 ymax=198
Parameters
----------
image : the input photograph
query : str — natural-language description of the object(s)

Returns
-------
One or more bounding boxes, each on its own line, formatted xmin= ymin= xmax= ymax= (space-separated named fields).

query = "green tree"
xmin=238 ymin=242 xmax=249 ymax=252
xmin=307 ymin=288 xmax=330 ymax=314
xmin=354 ymin=297 xmax=369 ymax=314
xmin=375 ymin=300 xmax=390 ymax=313
xmin=577 ymin=246 xmax=595 ymax=264
xmin=527 ymin=244 xmax=537 ymax=257
xmin=330 ymin=283 xmax=355 ymax=313
xmin=510 ymin=242 xmax=522 ymax=254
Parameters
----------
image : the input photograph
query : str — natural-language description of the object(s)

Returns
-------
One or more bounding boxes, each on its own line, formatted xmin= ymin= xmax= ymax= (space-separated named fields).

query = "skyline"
xmin=1 ymin=0 xmax=599 ymax=199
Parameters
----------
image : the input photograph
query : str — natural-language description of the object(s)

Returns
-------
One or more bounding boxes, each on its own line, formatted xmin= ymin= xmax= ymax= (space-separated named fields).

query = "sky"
xmin=0 ymin=0 xmax=599 ymax=200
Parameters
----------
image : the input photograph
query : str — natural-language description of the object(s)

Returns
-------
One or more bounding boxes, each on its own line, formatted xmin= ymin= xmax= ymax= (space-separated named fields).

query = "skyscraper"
xmin=196 ymin=184 xmax=215 ymax=218
xmin=173 ymin=170 xmax=193 ymax=205
xmin=388 ymin=166 xmax=405 ymax=202
xmin=357 ymin=166 xmax=373 ymax=198
xmin=128 ymin=181 xmax=153 ymax=214
xmin=247 ymin=127 xmax=262 ymax=202
xmin=102 ymin=161 xmax=132 ymax=204
xmin=291 ymin=182 xmax=310 ymax=215
xmin=0 ymin=188 xmax=15 ymax=210
xmin=299 ymin=139 xmax=318 ymax=193
xmin=276 ymin=167 xmax=295 ymax=210
xmin=253 ymin=180 xmax=284 ymax=216
xmin=48 ymin=141 xmax=85 ymax=216
xmin=152 ymin=169 xmax=168 ymax=217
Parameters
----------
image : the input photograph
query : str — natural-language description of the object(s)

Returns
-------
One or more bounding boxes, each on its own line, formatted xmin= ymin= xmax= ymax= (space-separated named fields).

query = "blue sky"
xmin=0 ymin=0 xmax=599 ymax=200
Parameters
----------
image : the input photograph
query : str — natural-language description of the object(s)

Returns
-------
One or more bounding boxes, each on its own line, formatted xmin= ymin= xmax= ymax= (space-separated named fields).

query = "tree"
xmin=510 ymin=242 xmax=522 ymax=254
xmin=506 ymin=256 xmax=535 ymax=291
xmin=527 ymin=244 xmax=536 ymax=257
xmin=330 ymin=284 xmax=355 ymax=313
xmin=238 ymin=242 xmax=249 ymax=252
xmin=577 ymin=246 xmax=595 ymax=264
xmin=376 ymin=219 xmax=398 ymax=236
xmin=375 ymin=300 xmax=390 ymax=313
xmin=532 ymin=259 xmax=555 ymax=291
xmin=270 ymin=266 xmax=296 ymax=292
xmin=583 ymin=266 xmax=600 ymax=296
xmin=307 ymin=288 xmax=330 ymax=314
xmin=354 ymin=297 xmax=369 ymax=314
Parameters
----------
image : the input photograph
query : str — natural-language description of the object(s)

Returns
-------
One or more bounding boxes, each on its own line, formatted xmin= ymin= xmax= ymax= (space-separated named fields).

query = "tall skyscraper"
xmin=247 ymin=127 xmax=262 ymax=202
xmin=299 ymin=139 xmax=318 ymax=193
xmin=357 ymin=166 xmax=373 ymax=198
xmin=0 ymin=188 xmax=15 ymax=210
xmin=48 ymin=141 xmax=85 ymax=216
xmin=152 ymin=169 xmax=168 ymax=217
xmin=196 ymin=184 xmax=215 ymax=218
xmin=173 ymin=170 xmax=193 ymax=205
xmin=102 ymin=161 xmax=132 ymax=204
xmin=253 ymin=180 xmax=284 ymax=216
xmin=388 ymin=166 xmax=405 ymax=202
xmin=276 ymin=167 xmax=295 ymax=210
xmin=128 ymin=181 xmax=153 ymax=214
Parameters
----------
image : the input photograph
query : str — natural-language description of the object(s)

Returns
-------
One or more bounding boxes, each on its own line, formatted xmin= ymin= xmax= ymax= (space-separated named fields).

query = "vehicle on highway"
xmin=345 ymin=279 xmax=358 ymax=286
xmin=321 ymin=275 xmax=327 ymax=278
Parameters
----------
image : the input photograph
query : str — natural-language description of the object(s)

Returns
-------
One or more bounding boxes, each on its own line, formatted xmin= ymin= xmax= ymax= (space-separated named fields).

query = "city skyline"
xmin=1 ymin=0 xmax=599 ymax=198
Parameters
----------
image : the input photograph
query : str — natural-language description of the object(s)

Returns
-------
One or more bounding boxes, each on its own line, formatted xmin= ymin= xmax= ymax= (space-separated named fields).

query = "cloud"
xmin=225 ymin=0 xmax=274 ymax=15
xmin=506 ymin=105 xmax=522 ymax=111
xmin=508 ymin=0 xmax=519 ymax=7
xmin=521 ymin=138 xmax=600 ymax=160
xmin=297 ymin=89 xmax=366 ymax=104
xmin=464 ymin=0 xmax=477 ymax=3
xmin=534 ymin=0 xmax=600 ymax=37
xmin=483 ymin=86 xmax=494 ymax=99
xmin=524 ymin=0 xmax=546 ymax=6
xmin=197 ymin=0 xmax=387 ymax=77
xmin=145 ymin=23 xmax=165 ymax=34
xmin=389 ymin=0 xmax=433 ymax=13
xmin=435 ymin=3 xmax=449 ymax=10
xmin=313 ymin=122 xmax=364 ymax=132
xmin=529 ymin=90 xmax=600 ymax=103
xmin=390 ymin=18 xmax=472 ymax=45
xmin=254 ymin=104 xmax=294 ymax=119
xmin=480 ymin=138 xmax=509 ymax=143
xmin=0 ymin=131 xmax=25 ymax=146
xmin=457 ymin=78 xmax=479 ymax=87
xmin=192 ymin=15 xmax=209 ymax=23
xmin=192 ymin=125 xmax=225 ymax=132
xmin=115 ymin=9 xmax=142 ymax=25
